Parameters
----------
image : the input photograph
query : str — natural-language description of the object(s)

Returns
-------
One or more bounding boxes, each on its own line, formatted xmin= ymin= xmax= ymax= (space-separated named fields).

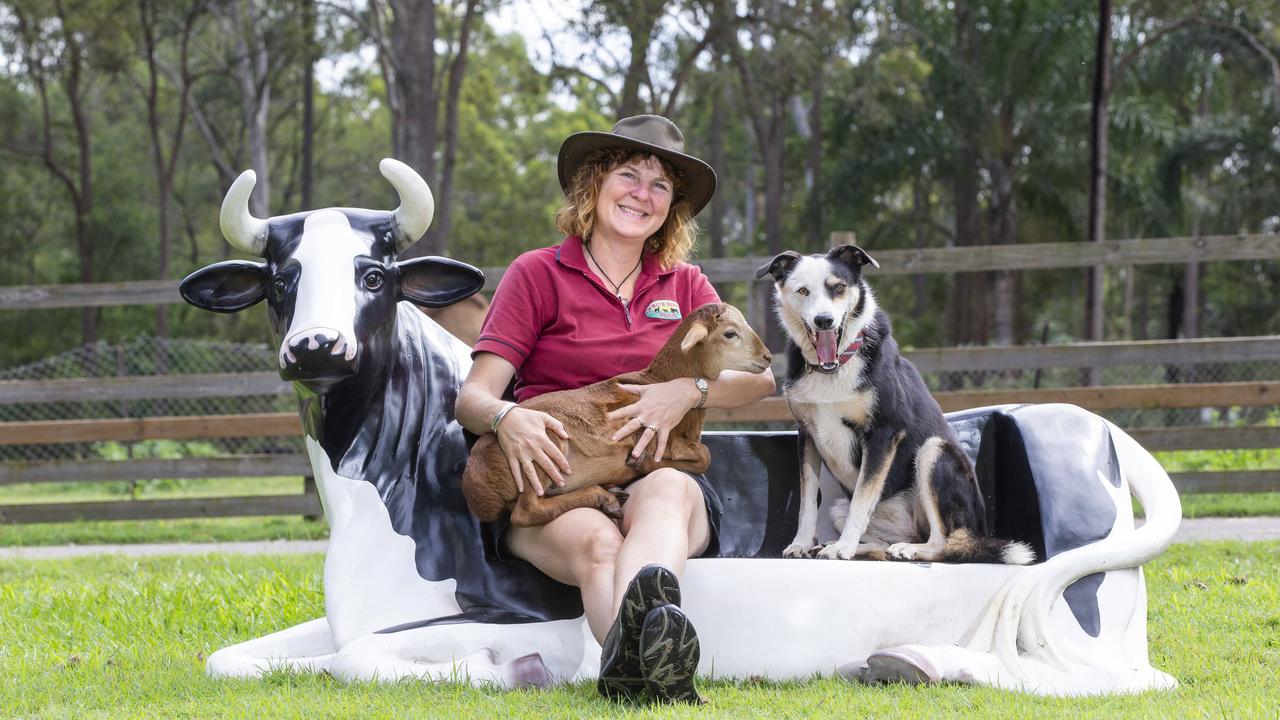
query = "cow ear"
xmin=179 ymin=260 xmax=268 ymax=313
xmin=754 ymin=251 xmax=803 ymax=283
xmin=827 ymin=244 xmax=879 ymax=270
xmin=396 ymin=256 xmax=485 ymax=308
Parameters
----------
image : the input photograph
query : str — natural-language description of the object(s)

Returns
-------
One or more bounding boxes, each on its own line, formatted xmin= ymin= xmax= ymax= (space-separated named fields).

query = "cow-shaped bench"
xmin=182 ymin=160 xmax=1180 ymax=697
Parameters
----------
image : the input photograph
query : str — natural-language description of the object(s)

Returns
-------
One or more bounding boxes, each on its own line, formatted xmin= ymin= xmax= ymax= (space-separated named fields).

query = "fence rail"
xmin=3 ymin=234 xmax=1278 ymax=310
xmin=2 ymin=235 xmax=1277 ymax=525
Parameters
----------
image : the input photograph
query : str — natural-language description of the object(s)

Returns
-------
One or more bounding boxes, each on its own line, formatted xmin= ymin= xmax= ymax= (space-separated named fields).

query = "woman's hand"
xmin=607 ymin=379 xmax=701 ymax=462
xmin=497 ymin=407 xmax=572 ymax=496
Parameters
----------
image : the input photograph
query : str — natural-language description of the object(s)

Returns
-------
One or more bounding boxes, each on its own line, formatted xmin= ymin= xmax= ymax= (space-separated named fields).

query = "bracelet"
xmin=490 ymin=402 xmax=518 ymax=433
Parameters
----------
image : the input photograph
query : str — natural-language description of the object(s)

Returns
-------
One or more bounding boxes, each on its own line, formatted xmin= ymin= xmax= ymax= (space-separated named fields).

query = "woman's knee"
xmin=577 ymin=522 xmax=623 ymax=573
xmin=631 ymin=468 xmax=702 ymax=509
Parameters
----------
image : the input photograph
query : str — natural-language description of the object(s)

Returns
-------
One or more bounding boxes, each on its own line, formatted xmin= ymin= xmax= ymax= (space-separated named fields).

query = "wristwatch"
xmin=693 ymin=377 xmax=709 ymax=409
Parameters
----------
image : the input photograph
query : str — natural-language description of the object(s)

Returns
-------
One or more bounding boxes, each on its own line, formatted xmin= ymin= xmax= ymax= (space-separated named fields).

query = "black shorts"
xmin=483 ymin=471 xmax=723 ymax=563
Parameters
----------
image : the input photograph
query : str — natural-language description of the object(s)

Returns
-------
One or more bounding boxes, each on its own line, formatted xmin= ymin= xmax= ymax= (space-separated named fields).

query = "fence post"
xmin=302 ymin=475 xmax=320 ymax=521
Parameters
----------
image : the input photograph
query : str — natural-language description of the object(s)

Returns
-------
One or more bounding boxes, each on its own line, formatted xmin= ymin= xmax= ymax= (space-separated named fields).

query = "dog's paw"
xmin=782 ymin=542 xmax=812 ymax=559
xmin=602 ymin=499 xmax=624 ymax=521
xmin=885 ymin=540 xmax=916 ymax=558
xmin=817 ymin=541 xmax=859 ymax=560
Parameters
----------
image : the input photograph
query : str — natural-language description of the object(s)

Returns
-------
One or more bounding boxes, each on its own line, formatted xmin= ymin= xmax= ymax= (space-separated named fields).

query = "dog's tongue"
xmin=815 ymin=329 xmax=838 ymax=366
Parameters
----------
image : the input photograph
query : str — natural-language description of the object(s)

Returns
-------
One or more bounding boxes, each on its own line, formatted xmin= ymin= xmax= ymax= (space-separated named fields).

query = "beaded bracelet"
xmin=490 ymin=402 xmax=518 ymax=433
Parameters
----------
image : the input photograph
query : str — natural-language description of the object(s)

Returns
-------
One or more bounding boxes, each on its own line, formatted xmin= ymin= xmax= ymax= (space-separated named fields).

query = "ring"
xmin=644 ymin=423 xmax=657 ymax=432
xmin=635 ymin=417 xmax=646 ymax=426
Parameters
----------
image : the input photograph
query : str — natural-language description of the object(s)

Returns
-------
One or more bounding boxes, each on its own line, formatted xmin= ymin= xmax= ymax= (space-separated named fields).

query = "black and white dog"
xmin=756 ymin=245 xmax=1032 ymax=564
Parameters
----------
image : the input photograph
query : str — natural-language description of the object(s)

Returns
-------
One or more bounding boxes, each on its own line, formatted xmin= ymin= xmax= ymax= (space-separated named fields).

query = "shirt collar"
xmin=556 ymin=235 xmax=674 ymax=281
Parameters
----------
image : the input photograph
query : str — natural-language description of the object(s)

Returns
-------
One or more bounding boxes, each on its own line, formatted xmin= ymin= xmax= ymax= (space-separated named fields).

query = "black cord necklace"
xmin=584 ymin=240 xmax=643 ymax=302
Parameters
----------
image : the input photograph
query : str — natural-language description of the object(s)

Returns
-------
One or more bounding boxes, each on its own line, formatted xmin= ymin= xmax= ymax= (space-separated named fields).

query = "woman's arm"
xmin=457 ymin=352 xmax=572 ymax=496
xmin=606 ymin=368 xmax=776 ymax=463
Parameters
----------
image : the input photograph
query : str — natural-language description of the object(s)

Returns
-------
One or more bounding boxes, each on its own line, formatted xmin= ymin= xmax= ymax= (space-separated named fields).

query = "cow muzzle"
xmin=279 ymin=327 xmax=358 ymax=382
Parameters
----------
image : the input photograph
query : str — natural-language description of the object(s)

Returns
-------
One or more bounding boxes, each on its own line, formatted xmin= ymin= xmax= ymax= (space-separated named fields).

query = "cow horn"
xmin=380 ymin=158 xmax=435 ymax=253
xmin=219 ymin=170 xmax=269 ymax=256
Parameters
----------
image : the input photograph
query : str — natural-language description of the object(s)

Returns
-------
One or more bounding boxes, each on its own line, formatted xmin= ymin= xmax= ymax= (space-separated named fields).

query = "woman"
xmin=455 ymin=115 xmax=774 ymax=704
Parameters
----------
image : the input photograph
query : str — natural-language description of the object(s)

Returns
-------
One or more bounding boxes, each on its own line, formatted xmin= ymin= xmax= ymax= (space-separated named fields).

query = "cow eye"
xmin=724 ymin=330 xmax=738 ymax=339
xmin=796 ymin=287 xmax=809 ymax=297
xmin=363 ymin=270 xmax=385 ymax=291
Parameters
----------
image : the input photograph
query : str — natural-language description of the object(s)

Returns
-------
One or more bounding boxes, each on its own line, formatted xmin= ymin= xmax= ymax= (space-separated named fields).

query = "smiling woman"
xmin=454 ymin=115 xmax=775 ymax=704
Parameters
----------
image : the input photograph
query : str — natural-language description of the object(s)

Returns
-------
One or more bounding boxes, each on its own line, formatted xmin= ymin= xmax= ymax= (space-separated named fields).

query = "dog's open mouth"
xmin=810 ymin=328 xmax=841 ymax=371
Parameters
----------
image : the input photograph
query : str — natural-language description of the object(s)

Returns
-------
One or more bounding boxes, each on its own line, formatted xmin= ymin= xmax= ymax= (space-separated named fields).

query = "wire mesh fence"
xmin=2 ymin=334 xmax=1276 ymax=464
xmin=0 ymin=335 xmax=303 ymax=463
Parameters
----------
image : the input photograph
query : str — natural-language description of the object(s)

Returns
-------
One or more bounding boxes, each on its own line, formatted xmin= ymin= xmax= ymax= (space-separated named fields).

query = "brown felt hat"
xmin=557 ymin=115 xmax=717 ymax=217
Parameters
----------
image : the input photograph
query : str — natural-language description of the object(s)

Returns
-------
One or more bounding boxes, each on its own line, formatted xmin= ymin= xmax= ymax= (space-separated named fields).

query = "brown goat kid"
xmin=462 ymin=303 xmax=771 ymax=527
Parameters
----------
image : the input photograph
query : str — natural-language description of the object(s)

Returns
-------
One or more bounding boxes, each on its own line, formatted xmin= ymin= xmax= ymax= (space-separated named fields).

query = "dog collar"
xmin=810 ymin=331 xmax=865 ymax=374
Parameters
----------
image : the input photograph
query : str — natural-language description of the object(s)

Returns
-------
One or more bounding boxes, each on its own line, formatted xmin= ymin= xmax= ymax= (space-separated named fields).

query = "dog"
xmin=756 ymin=244 xmax=1033 ymax=564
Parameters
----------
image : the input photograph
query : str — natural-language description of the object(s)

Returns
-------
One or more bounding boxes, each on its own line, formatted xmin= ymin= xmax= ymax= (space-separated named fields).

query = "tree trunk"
xmin=708 ymin=81 xmax=726 ymax=259
xmin=988 ymin=109 xmax=1017 ymax=346
xmin=389 ymin=0 xmax=438 ymax=258
xmin=948 ymin=0 xmax=987 ymax=354
xmin=431 ymin=0 xmax=480 ymax=257
xmin=912 ymin=174 xmax=930 ymax=316
xmin=1083 ymin=0 xmax=1112 ymax=384
xmin=805 ymin=59 xmax=825 ymax=252
xmin=301 ymin=0 xmax=316 ymax=209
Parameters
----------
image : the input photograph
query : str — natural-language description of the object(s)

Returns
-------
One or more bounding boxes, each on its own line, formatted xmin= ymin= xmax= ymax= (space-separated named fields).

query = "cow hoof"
xmin=507 ymin=652 xmax=553 ymax=689
xmin=851 ymin=648 xmax=941 ymax=686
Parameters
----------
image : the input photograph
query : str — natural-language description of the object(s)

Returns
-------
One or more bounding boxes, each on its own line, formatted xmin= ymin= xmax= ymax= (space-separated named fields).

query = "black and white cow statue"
xmin=182 ymin=159 xmax=1181 ymax=696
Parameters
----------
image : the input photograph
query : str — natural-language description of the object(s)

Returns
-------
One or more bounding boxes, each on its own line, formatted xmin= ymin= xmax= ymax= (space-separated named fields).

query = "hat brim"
xmin=557 ymin=131 xmax=717 ymax=218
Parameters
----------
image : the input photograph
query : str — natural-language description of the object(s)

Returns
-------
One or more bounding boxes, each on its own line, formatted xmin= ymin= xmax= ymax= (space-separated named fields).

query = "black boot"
xmin=597 ymin=564 xmax=680 ymax=702
xmin=639 ymin=603 xmax=704 ymax=705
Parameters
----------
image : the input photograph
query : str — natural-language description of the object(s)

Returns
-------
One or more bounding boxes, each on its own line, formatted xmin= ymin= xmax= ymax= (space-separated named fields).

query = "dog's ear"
xmin=827 ymin=244 xmax=879 ymax=271
xmin=680 ymin=322 xmax=710 ymax=352
xmin=754 ymin=251 xmax=803 ymax=283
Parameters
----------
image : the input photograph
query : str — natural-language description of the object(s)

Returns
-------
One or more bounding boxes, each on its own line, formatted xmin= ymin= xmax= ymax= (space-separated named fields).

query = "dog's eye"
xmin=796 ymin=287 xmax=810 ymax=297
xmin=724 ymin=330 xmax=738 ymax=339
xmin=832 ymin=284 xmax=847 ymax=294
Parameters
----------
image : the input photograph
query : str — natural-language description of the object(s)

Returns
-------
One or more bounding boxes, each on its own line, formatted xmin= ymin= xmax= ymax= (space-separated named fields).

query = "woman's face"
xmin=592 ymin=155 xmax=673 ymax=247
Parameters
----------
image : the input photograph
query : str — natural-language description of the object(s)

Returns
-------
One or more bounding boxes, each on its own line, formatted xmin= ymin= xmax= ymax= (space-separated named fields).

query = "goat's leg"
xmin=628 ymin=440 xmax=710 ymax=476
xmin=509 ymin=485 xmax=623 ymax=527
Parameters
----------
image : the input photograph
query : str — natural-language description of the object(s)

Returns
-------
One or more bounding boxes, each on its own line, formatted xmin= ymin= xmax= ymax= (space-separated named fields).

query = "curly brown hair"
xmin=554 ymin=147 xmax=699 ymax=269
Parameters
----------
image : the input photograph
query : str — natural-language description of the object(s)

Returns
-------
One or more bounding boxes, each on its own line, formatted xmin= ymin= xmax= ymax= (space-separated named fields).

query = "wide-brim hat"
xmin=557 ymin=115 xmax=717 ymax=217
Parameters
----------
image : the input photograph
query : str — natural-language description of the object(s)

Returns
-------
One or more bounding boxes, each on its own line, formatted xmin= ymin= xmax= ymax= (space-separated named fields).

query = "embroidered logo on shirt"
xmin=644 ymin=299 xmax=682 ymax=321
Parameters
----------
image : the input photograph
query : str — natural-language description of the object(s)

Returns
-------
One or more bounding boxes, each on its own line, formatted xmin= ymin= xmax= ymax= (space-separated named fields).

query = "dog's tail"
xmin=939 ymin=528 xmax=1035 ymax=565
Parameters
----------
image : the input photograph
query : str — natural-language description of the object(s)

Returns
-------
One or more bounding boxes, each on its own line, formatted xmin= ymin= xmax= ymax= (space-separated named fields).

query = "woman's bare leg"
xmin=506 ymin=507 xmax=623 ymax=642
xmin=613 ymin=469 xmax=711 ymax=610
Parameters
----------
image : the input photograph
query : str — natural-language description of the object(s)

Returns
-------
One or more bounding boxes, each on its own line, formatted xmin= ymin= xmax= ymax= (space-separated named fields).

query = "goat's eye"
xmin=796 ymin=287 xmax=810 ymax=297
xmin=363 ymin=270 xmax=385 ymax=291
xmin=724 ymin=330 xmax=738 ymax=339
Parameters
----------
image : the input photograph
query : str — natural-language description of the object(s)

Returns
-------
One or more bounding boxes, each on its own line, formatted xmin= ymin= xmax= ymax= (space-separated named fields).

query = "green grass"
xmin=0 ymin=542 xmax=1276 ymax=718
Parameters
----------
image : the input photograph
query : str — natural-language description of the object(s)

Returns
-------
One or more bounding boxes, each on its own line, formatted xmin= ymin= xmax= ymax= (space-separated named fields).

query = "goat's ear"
xmin=680 ymin=322 xmax=709 ymax=352
xmin=755 ymin=251 xmax=803 ymax=283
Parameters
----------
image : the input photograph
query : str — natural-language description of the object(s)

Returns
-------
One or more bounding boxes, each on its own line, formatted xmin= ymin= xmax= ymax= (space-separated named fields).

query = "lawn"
xmin=0 ymin=541 xmax=1276 ymax=719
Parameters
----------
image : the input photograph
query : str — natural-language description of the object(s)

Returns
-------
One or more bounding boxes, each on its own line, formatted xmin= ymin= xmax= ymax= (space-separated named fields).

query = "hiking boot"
xmin=639 ymin=603 xmax=704 ymax=705
xmin=596 ymin=564 xmax=681 ymax=701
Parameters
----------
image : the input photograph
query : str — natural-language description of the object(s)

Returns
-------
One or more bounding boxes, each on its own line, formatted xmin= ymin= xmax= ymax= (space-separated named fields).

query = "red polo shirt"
xmin=474 ymin=236 xmax=720 ymax=402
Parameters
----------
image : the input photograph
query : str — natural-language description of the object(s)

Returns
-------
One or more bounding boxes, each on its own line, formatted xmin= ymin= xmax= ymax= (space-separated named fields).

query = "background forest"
xmin=0 ymin=0 xmax=1277 ymax=370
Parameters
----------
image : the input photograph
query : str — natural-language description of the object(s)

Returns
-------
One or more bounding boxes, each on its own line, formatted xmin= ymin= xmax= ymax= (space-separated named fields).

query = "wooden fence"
xmin=1 ymin=235 xmax=1278 ymax=524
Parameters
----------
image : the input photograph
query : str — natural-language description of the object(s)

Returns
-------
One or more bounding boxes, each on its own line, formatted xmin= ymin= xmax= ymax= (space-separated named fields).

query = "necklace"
xmin=584 ymin=241 xmax=643 ymax=301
